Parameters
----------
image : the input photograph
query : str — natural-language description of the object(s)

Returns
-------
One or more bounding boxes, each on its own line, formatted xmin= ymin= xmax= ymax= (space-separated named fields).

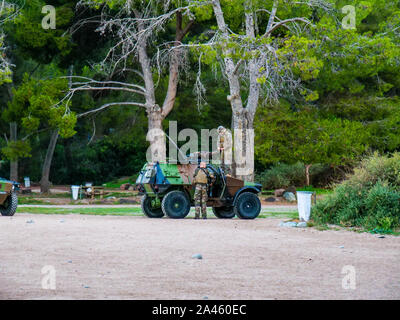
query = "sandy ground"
xmin=0 ymin=213 xmax=399 ymax=300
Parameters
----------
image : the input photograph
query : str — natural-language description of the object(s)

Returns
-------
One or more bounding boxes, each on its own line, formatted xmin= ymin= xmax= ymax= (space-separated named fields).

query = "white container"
xmin=85 ymin=182 xmax=93 ymax=193
xmin=297 ymin=191 xmax=314 ymax=222
xmin=71 ymin=185 xmax=80 ymax=200
xmin=24 ymin=177 xmax=30 ymax=188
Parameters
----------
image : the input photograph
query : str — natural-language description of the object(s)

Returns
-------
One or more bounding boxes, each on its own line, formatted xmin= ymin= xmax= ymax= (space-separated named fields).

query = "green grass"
xmin=17 ymin=206 xmax=299 ymax=219
xmin=17 ymin=207 xmax=143 ymax=216
xmin=103 ymin=177 xmax=137 ymax=189
xmin=18 ymin=198 xmax=51 ymax=205
xmin=296 ymin=187 xmax=333 ymax=195
xmin=105 ymin=192 xmax=138 ymax=198
xmin=261 ymin=187 xmax=332 ymax=196
xmin=22 ymin=192 xmax=72 ymax=198
xmin=259 ymin=210 xmax=298 ymax=219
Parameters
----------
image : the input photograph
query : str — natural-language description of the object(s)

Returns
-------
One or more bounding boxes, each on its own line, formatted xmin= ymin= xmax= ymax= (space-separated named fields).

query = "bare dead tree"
xmin=61 ymin=0 xmax=204 ymax=162
xmin=193 ymin=0 xmax=331 ymax=180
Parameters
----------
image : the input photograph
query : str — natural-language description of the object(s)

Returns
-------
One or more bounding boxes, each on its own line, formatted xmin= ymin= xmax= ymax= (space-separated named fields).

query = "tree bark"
xmin=146 ymin=108 xmax=166 ymax=163
xmin=135 ymin=10 xmax=193 ymax=163
xmin=232 ymin=110 xmax=255 ymax=181
xmin=212 ymin=0 xmax=258 ymax=181
xmin=305 ymin=164 xmax=312 ymax=186
xmin=9 ymin=122 xmax=18 ymax=181
xmin=40 ymin=130 xmax=59 ymax=193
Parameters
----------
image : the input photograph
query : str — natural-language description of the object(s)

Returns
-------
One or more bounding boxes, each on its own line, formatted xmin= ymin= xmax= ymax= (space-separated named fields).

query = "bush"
xmin=312 ymin=153 xmax=400 ymax=232
xmin=256 ymin=162 xmax=329 ymax=189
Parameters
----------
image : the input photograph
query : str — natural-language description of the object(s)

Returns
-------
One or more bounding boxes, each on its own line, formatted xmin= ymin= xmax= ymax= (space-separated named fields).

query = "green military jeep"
xmin=136 ymin=162 xmax=262 ymax=219
xmin=0 ymin=178 xmax=19 ymax=216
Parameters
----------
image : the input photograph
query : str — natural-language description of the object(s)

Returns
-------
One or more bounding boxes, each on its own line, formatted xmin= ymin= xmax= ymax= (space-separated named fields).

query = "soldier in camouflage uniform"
xmin=217 ymin=126 xmax=232 ymax=176
xmin=193 ymin=161 xmax=214 ymax=219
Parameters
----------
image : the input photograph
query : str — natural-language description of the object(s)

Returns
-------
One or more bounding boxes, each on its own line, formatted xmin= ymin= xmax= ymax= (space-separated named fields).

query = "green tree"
xmin=255 ymin=104 xmax=369 ymax=185
xmin=3 ymin=74 xmax=77 ymax=192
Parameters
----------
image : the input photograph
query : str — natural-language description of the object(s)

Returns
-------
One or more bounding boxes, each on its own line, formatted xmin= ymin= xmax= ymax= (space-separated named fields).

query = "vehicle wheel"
xmin=0 ymin=193 xmax=18 ymax=217
xmin=212 ymin=206 xmax=235 ymax=219
xmin=234 ymin=192 xmax=261 ymax=219
xmin=161 ymin=191 xmax=190 ymax=219
xmin=141 ymin=195 xmax=164 ymax=218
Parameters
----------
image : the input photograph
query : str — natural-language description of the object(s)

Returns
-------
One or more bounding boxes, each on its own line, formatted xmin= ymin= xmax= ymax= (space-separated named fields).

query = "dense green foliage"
xmin=312 ymin=153 xmax=400 ymax=232
xmin=0 ymin=0 xmax=400 ymax=188
xmin=256 ymin=162 xmax=330 ymax=189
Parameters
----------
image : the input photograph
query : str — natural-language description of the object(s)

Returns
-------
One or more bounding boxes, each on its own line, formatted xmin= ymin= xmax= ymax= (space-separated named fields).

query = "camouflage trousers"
xmin=194 ymin=184 xmax=208 ymax=218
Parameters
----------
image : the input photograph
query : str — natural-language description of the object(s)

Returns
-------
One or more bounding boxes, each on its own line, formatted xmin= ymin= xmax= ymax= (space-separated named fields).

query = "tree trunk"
xmin=305 ymin=164 xmax=312 ymax=186
xmin=9 ymin=122 xmax=18 ymax=181
xmin=232 ymin=110 xmax=255 ymax=181
xmin=40 ymin=130 xmax=59 ymax=193
xmin=146 ymin=109 xmax=166 ymax=163
xmin=136 ymin=11 xmax=192 ymax=164
xmin=64 ymin=138 xmax=73 ymax=184
xmin=212 ymin=0 xmax=258 ymax=181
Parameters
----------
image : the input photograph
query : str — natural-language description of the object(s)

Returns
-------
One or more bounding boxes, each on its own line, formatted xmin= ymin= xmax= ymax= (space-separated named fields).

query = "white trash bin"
xmin=71 ymin=185 xmax=80 ymax=201
xmin=24 ymin=177 xmax=31 ymax=188
xmin=296 ymin=191 xmax=314 ymax=222
xmin=85 ymin=182 xmax=93 ymax=193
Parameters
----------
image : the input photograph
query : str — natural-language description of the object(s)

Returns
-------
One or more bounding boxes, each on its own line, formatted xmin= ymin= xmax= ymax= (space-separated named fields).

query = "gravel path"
xmin=0 ymin=213 xmax=399 ymax=299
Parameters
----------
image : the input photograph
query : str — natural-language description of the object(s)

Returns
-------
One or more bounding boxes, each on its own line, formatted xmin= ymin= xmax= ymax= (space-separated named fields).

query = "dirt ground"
xmin=0 ymin=213 xmax=399 ymax=300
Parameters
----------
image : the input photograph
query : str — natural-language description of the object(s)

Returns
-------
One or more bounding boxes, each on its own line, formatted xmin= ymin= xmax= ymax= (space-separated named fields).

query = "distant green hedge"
xmin=256 ymin=162 xmax=328 ymax=189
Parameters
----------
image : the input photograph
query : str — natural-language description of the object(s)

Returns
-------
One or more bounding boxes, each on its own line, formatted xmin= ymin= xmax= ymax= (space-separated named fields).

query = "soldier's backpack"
xmin=193 ymin=167 xmax=211 ymax=185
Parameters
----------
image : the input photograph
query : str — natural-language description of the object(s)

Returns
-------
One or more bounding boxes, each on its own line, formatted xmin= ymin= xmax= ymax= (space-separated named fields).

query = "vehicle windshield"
xmin=136 ymin=167 xmax=155 ymax=184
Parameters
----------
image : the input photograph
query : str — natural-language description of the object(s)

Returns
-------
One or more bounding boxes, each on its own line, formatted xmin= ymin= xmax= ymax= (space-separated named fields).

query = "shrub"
xmin=312 ymin=153 xmax=400 ymax=232
xmin=256 ymin=162 xmax=329 ymax=189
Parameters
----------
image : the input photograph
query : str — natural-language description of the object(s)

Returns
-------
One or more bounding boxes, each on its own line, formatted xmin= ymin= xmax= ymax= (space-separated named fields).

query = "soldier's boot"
xmin=201 ymin=206 xmax=207 ymax=219
xmin=195 ymin=206 xmax=200 ymax=219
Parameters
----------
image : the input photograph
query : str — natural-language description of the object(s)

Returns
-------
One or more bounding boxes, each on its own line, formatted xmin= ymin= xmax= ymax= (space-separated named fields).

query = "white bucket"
xmin=71 ymin=185 xmax=80 ymax=200
xmin=85 ymin=182 xmax=93 ymax=193
xmin=297 ymin=191 xmax=314 ymax=222
xmin=24 ymin=177 xmax=30 ymax=188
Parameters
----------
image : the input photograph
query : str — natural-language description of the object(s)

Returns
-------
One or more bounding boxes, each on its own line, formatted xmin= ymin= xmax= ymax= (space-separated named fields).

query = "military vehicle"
xmin=136 ymin=162 xmax=262 ymax=219
xmin=0 ymin=178 xmax=19 ymax=216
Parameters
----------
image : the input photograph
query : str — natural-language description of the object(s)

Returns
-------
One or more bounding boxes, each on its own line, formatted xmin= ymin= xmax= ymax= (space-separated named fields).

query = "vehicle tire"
xmin=0 ymin=192 xmax=18 ymax=216
xmin=161 ymin=190 xmax=190 ymax=219
xmin=234 ymin=192 xmax=261 ymax=219
xmin=212 ymin=206 xmax=235 ymax=219
xmin=141 ymin=195 xmax=164 ymax=218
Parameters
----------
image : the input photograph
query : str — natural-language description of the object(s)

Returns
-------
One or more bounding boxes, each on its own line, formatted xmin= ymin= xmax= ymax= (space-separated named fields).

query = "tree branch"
xmin=264 ymin=17 xmax=312 ymax=37
xmin=266 ymin=0 xmax=278 ymax=34
xmin=78 ymin=102 xmax=147 ymax=118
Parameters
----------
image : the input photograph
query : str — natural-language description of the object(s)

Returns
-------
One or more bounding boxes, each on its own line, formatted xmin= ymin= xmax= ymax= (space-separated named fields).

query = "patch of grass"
xmin=103 ymin=176 xmax=137 ymax=189
xmin=17 ymin=207 xmax=143 ymax=216
xmin=315 ymin=224 xmax=330 ymax=231
xmin=296 ymin=187 xmax=333 ymax=195
xmin=105 ymin=192 xmax=138 ymax=198
xmin=259 ymin=210 xmax=298 ymax=219
xmin=18 ymin=198 xmax=51 ymax=205
xmin=262 ymin=187 xmax=332 ymax=195
xmin=20 ymin=192 xmax=72 ymax=199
